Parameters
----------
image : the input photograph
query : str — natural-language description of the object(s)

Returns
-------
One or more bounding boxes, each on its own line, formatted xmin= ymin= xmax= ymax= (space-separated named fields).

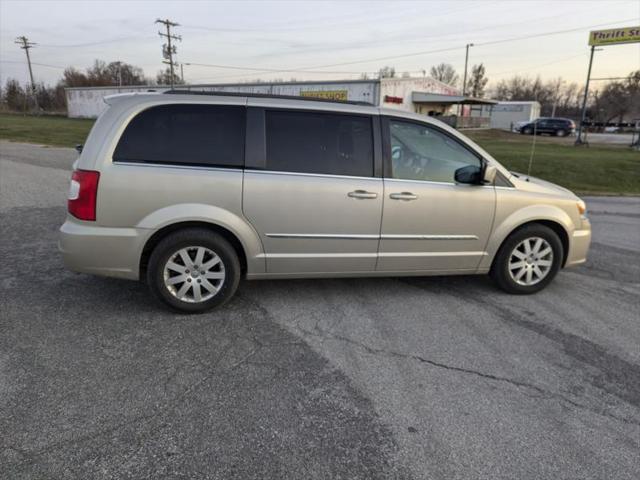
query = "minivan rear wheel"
xmin=490 ymin=224 xmax=563 ymax=294
xmin=147 ymin=228 xmax=241 ymax=313
xmin=556 ymin=129 xmax=567 ymax=137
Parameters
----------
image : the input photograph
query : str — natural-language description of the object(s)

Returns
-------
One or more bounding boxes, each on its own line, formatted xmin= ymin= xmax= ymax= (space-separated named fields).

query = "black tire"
xmin=147 ymin=228 xmax=241 ymax=313
xmin=523 ymin=127 xmax=533 ymax=135
xmin=556 ymin=129 xmax=567 ymax=137
xmin=490 ymin=224 xmax=563 ymax=294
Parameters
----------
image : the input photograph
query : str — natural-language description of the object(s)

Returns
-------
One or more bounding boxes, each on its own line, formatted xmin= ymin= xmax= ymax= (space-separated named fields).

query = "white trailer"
xmin=487 ymin=101 xmax=541 ymax=130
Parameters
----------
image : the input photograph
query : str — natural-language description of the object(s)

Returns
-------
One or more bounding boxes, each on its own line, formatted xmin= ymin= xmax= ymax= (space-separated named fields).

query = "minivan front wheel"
xmin=491 ymin=224 xmax=563 ymax=294
xmin=147 ymin=229 xmax=240 ymax=313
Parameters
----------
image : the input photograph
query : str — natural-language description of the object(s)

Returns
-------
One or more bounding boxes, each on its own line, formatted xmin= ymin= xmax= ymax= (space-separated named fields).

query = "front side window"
xmin=265 ymin=110 xmax=373 ymax=177
xmin=389 ymin=120 xmax=481 ymax=183
xmin=113 ymin=104 xmax=245 ymax=167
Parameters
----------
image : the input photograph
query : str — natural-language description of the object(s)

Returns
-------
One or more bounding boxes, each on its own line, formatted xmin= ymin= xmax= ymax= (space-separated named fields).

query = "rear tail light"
xmin=68 ymin=169 xmax=100 ymax=221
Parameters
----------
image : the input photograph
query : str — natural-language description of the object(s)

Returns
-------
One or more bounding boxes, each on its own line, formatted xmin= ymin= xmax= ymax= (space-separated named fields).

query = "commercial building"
xmin=65 ymin=77 xmax=496 ymax=126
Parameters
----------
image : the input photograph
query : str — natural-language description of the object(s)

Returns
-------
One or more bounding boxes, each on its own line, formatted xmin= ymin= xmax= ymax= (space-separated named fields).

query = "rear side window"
xmin=265 ymin=110 xmax=373 ymax=177
xmin=113 ymin=104 xmax=245 ymax=167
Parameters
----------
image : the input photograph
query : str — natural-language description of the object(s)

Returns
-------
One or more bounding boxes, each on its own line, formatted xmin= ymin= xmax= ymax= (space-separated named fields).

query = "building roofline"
xmin=380 ymin=75 xmax=459 ymax=93
xmin=495 ymin=101 xmax=541 ymax=105
xmin=164 ymin=89 xmax=374 ymax=106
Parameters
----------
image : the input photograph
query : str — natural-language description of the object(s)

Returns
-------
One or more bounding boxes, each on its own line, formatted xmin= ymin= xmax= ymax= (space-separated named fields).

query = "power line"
xmin=183 ymin=62 xmax=422 ymax=76
xmin=14 ymin=36 xmax=39 ymax=111
xmin=591 ymin=76 xmax=630 ymax=81
xmin=186 ymin=17 xmax=638 ymax=83
xmin=490 ymin=52 xmax=589 ymax=77
xmin=156 ymin=18 xmax=181 ymax=88
xmin=0 ymin=60 xmax=66 ymax=70
xmin=38 ymin=36 xmax=151 ymax=48
xmin=474 ymin=17 xmax=640 ymax=47
xmin=300 ymin=17 xmax=638 ymax=71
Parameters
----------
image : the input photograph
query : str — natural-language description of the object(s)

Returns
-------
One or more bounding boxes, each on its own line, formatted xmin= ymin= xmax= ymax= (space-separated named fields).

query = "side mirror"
xmin=454 ymin=165 xmax=482 ymax=184
xmin=483 ymin=164 xmax=497 ymax=184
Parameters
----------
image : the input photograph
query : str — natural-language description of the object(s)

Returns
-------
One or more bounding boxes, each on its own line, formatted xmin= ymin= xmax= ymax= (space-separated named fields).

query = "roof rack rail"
xmin=163 ymin=89 xmax=373 ymax=106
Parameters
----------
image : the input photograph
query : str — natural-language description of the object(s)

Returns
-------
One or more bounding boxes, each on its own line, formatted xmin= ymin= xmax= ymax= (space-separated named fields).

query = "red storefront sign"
xmin=384 ymin=95 xmax=403 ymax=104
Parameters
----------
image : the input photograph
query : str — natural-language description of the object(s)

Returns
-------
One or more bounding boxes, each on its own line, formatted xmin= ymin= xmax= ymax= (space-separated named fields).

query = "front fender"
xmin=480 ymin=204 xmax=574 ymax=270
xmin=136 ymin=203 xmax=265 ymax=274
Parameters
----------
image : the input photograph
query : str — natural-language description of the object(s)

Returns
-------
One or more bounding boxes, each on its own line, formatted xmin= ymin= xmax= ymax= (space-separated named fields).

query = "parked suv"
xmin=60 ymin=92 xmax=591 ymax=312
xmin=519 ymin=117 xmax=576 ymax=136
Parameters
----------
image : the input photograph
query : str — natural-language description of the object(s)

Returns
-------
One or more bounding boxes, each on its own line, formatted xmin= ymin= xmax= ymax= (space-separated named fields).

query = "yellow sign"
xmin=300 ymin=89 xmax=348 ymax=101
xmin=589 ymin=26 xmax=640 ymax=46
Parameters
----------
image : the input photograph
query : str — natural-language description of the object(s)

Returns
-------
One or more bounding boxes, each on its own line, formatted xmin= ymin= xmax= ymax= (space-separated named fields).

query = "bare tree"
xmin=61 ymin=60 xmax=147 ymax=87
xmin=430 ymin=63 xmax=459 ymax=86
xmin=156 ymin=68 xmax=184 ymax=86
xmin=594 ymin=70 xmax=640 ymax=123
xmin=2 ymin=79 xmax=25 ymax=111
xmin=468 ymin=64 xmax=488 ymax=98
xmin=378 ymin=66 xmax=396 ymax=79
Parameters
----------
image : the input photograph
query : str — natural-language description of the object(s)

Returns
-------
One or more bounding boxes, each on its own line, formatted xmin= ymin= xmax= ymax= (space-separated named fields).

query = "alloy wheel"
xmin=163 ymin=246 xmax=225 ymax=303
xmin=508 ymin=237 xmax=554 ymax=286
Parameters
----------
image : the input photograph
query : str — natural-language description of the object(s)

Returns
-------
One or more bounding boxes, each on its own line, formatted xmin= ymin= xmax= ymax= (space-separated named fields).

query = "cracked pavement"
xmin=1 ymin=141 xmax=639 ymax=479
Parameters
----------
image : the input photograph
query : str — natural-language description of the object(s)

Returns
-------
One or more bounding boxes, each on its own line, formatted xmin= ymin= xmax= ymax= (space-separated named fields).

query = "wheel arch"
xmin=140 ymin=221 xmax=249 ymax=279
xmin=135 ymin=203 xmax=265 ymax=279
xmin=489 ymin=219 xmax=570 ymax=272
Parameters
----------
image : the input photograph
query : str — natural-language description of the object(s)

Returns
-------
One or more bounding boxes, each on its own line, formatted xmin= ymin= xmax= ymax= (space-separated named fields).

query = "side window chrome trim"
xmin=384 ymin=177 xmax=497 ymax=188
xmin=245 ymin=168 xmax=381 ymax=181
xmin=112 ymin=161 xmax=242 ymax=173
xmin=384 ymin=177 xmax=454 ymax=187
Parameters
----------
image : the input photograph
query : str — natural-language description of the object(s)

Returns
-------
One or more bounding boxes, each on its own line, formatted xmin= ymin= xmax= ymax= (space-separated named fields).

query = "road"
xmin=1 ymin=141 xmax=639 ymax=479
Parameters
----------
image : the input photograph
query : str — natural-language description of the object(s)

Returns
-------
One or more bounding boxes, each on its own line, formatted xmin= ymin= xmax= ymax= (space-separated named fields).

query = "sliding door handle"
xmin=348 ymin=190 xmax=378 ymax=199
xmin=389 ymin=192 xmax=418 ymax=201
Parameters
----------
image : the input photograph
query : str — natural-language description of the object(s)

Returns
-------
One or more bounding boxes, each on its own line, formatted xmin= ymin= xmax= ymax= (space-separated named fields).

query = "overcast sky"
xmin=1 ymin=0 xmax=638 ymax=88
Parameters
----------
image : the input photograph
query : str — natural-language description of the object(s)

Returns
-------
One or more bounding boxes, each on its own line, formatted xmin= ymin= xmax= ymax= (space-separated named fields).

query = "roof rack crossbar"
xmin=163 ymin=89 xmax=373 ymax=106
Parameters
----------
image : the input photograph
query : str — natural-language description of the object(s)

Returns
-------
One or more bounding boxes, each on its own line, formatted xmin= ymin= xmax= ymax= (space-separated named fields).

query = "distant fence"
xmin=581 ymin=120 xmax=640 ymax=133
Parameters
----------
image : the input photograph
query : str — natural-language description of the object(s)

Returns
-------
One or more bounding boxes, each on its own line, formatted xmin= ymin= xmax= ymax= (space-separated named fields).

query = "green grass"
xmin=0 ymin=113 xmax=94 ymax=147
xmin=0 ymin=113 xmax=638 ymax=195
xmin=466 ymin=129 xmax=640 ymax=195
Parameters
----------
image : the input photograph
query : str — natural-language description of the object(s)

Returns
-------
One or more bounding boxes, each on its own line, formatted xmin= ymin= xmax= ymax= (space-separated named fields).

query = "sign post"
xmin=575 ymin=26 xmax=640 ymax=146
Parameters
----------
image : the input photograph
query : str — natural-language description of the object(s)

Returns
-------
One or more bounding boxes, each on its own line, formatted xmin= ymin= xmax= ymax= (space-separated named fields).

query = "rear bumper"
xmin=565 ymin=220 xmax=591 ymax=267
xmin=59 ymin=218 xmax=147 ymax=280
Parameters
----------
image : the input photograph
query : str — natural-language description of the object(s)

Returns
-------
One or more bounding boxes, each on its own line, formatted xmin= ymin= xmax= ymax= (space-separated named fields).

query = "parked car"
xmin=519 ymin=117 xmax=576 ymax=137
xmin=60 ymin=92 xmax=591 ymax=312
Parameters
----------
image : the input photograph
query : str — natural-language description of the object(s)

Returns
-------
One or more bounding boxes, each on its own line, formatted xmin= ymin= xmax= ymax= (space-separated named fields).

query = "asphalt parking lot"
xmin=1 ymin=141 xmax=639 ymax=479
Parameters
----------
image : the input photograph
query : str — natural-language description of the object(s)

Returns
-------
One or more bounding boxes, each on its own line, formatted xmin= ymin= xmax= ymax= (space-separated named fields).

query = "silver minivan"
xmin=60 ymin=91 xmax=591 ymax=312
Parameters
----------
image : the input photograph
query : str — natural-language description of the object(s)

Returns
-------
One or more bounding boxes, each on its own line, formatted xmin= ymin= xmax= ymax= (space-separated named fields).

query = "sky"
xmin=1 ymin=0 xmax=639 ymax=89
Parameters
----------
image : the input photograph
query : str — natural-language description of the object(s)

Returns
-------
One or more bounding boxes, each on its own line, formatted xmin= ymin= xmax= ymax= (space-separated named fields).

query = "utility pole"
xmin=575 ymin=45 xmax=597 ymax=146
xmin=14 ymin=36 xmax=39 ymax=112
xmin=114 ymin=60 xmax=123 ymax=89
xmin=462 ymin=43 xmax=474 ymax=97
xmin=180 ymin=63 xmax=184 ymax=83
xmin=155 ymin=18 xmax=181 ymax=89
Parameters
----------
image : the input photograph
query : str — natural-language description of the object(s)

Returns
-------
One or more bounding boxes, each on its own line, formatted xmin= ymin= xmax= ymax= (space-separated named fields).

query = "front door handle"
xmin=348 ymin=190 xmax=378 ymax=199
xmin=389 ymin=192 xmax=418 ymax=201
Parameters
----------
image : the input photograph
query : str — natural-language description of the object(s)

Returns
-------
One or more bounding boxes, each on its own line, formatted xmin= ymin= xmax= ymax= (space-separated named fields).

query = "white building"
xmin=472 ymin=101 xmax=541 ymax=130
xmin=65 ymin=77 xmax=496 ymax=126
